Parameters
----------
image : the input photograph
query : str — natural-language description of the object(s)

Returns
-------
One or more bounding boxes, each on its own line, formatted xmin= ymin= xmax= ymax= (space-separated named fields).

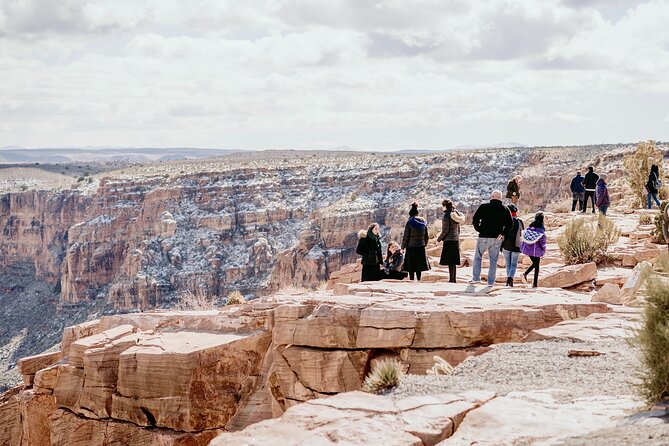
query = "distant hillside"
xmin=0 ymin=147 xmax=242 ymax=164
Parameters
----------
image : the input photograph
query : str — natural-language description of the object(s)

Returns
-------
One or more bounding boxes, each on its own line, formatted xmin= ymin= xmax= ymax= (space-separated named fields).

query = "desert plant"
xmin=362 ymin=359 xmax=404 ymax=394
xmin=639 ymin=214 xmax=653 ymax=225
xmin=426 ymin=356 xmax=454 ymax=375
xmin=652 ymin=201 xmax=668 ymax=244
xmin=660 ymin=186 xmax=669 ymax=201
xmin=349 ymin=192 xmax=358 ymax=202
xmin=623 ymin=140 xmax=663 ymax=208
xmin=175 ymin=289 xmax=216 ymax=310
xmin=225 ymin=290 xmax=244 ymax=306
xmin=636 ymin=253 xmax=669 ymax=403
xmin=557 ymin=215 xmax=621 ymax=265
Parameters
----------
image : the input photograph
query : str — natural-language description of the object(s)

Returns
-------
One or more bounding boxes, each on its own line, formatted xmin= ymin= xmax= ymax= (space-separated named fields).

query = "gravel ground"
xmin=390 ymin=339 xmax=641 ymax=400
xmin=558 ymin=423 xmax=669 ymax=446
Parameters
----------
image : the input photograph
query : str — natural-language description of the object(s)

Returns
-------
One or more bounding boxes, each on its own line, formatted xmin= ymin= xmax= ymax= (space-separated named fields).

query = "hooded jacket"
xmin=356 ymin=229 xmax=383 ymax=266
xmin=472 ymin=199 xmax=513 ymax=238
xmin=520 ymin=226 xmax=546 ymax=257
xmin=595 ymin=179 xmax=610 ymax=207
xmin=437 ymin=210 xmax=465 ymax=242
xmin=402 ymin=217 xmax=429 ymax=249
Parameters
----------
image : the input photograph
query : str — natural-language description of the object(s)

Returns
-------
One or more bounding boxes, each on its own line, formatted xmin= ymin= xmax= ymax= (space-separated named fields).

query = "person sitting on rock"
xmin=471 ymin=190 xmax=513 ymax=286
xmin=570 ymin=170 xmax=585 ymax=212
xmin=582 ymin=166 xmax=599 ymax=214
xmin=356 ymin=222 xmax=383 ymax=282
xmin=595 ymin=173 xmax=611 ymax=216
xmin=401 ymin=202 xmax=431 ymax=281
xmin=437 ymin=199 xmax=465 ymax=283
xmin=521 ymin=212 xmax=546 ymax=288
xmin=501 ymin=204 xmax=524 ymax=287
xmin=506 ymin=175 xmax=522 ymax=205
xmin=646 ymin=164 xmax=662 ymax=209
xmin=381 ymin=241 xmax=408 ymax=280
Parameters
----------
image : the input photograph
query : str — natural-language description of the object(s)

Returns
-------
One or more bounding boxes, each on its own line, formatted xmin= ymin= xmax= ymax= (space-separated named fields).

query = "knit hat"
xmin=409 ymin=202 xmax=419 ymax=217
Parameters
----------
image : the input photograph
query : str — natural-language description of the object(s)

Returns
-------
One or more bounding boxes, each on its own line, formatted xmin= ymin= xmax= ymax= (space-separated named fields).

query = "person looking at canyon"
xmin=471 ymin=190 xmax=513 ymax=286
xmin=380 ymin=241 xmax=408 ymax=280
xmin=437 ymin=199 xmax=465 ymax=283
xmin=401 ymin=202 xmax=431 ymax=281
xmin=596 ymin=173 xmax=611 ymax=216
xmin=356 ymin=222 xmax=383 ymax=282
xmin=570 ymin=170 xmax=585 ymax=212
xmin=521 ymin=212 xmax=546 ymax=288
xmin=646 ymin=164 xmax=662 ymax=209
xmin=582 ymin=166 xmax=599 ymax=213
xmin=506 ymin=175 xmax=522 ymax=205
xmin=501 ymin=204 xmax=525 ymax=287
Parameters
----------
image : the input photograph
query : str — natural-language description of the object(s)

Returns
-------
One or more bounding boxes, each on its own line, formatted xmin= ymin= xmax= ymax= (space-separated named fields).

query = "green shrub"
xmin=653 ymin=202 xmax=667 ymax=244
xmin=557 ymin=215 xmax=621 ymax=265
xmin=637 ymin=253 xmax=669 ymax=403
xmin=362 ymin=359 xmax=403 ymax=394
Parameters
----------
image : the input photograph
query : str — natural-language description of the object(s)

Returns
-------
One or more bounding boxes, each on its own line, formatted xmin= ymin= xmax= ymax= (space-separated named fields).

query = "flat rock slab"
xmin=439 ymin=390 xmax=641 ymax=446
xmin=210 ymin=391 xmax=493 ymax=446
xmin=595 ymin=267 xmax=633 ymax=286
xmin=523 ymin=310 xmax=641 ymax=343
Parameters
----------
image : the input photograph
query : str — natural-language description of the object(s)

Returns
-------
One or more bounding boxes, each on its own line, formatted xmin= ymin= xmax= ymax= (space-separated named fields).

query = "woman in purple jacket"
xmin=521 ymin=212 xmax=546 ymax=288
xmin=595 ymin=174 xmax=611 ymax=216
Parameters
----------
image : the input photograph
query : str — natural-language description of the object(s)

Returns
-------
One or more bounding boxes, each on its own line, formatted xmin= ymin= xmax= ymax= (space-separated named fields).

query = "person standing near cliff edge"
xmin=506 ymin=175 xmax=522 ymax=205
xmin=356 ymin=223 xmax=383 ymax=282
xmin=402 ymin=202 xmax=431 ymax=281
xmin=596 ymin=173 xmax=611 ymax=216
xmin=570 ymin=170 xmax=585 ymax=212
xmin=471 ymin=190 xmax=513 ymax=286
xmin=437 ymin=199 xmax=465 ymax=283
xmin=582 ymin=166 xmax=599 ymax=214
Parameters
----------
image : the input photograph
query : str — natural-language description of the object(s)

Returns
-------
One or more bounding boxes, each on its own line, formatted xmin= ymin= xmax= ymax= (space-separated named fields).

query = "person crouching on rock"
xmin=381 ymin=241 xmax=408 ymax=280
xmin=437 ymin=199 xmax=465 ymax=283
xmin=356 ymin=223 xmax=383 ymax=282
xmin=521 ymin=212 xmax=546 ymax=288
xmin=402 ymin=202 xmax=431 ymax=281
xmin=501 ymin=204 xmax=524 ymax=287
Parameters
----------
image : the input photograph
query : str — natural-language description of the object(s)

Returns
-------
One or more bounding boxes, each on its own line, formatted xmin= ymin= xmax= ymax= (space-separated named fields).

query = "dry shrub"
xmin=176 ymin=289 xmax=216 ymax=311
xmin=315 ymin=281 xmax=329 ymax=291
xmin=546 ymin=198 xmax=573 ymax=214
xmin=623 ymin=140 xmax=663 ymax=208
xmin=426 ymin=356 xmax=454 ymax=375
xmin=225 ymin=290 xmax=244 ymax=306
xmin=636 ymin=253 xmax=669 ymax=403
xmin=652 ymin=202 xmax=668 ymax=244
xmin=557 ymin=215 xmax=621 ymax=265
xmin=639 ymin=214 xmax=653 ymax=225
xmin=278 ymin=284 xmax=310 ymax=294
xmin=362 ymin=359 xmax=404 ymax=394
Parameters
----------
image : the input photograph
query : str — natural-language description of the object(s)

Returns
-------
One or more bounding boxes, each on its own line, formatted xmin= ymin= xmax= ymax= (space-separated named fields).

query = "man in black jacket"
xmin=582 ymin=166 xmax=599 ymax=214
xmin=471 ymin=190 xmax=513 ymax=286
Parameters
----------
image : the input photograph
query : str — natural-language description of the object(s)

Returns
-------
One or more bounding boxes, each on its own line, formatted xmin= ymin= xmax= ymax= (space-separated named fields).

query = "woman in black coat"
xmin=356 ymin=223 xmax=383 ymax=282
xmin=437 ymin=199 xmax=465 ymax=283
xmin=647 ymin=164 xmax=661 ymax=209
xmin=401 ymin=202 xmax=431 ymax=281
xmin=381 ymin=241 xmax=408 ymax=280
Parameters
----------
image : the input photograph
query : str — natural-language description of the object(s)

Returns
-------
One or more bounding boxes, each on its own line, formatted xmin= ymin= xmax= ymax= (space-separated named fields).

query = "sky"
xmin=1 ymin=0 xmax=668 ymax=150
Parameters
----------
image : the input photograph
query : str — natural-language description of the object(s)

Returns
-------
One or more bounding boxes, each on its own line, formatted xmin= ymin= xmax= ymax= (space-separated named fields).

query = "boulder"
xmin=17 ymin=351 xmax=63 ymax=386
xmin=540 ymin=262 xmax=597 ymax=288
xmin=592 ymin=283 xmax=623 ymax=305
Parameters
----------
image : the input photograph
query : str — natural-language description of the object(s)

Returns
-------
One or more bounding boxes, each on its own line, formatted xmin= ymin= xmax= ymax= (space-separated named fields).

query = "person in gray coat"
xmin=437 ymin=199 xmax=465 ymax=283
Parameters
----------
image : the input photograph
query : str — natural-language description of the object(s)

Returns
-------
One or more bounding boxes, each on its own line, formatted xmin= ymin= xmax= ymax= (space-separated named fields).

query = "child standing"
xmin=521 ymin=212 xmax=546 ymax=288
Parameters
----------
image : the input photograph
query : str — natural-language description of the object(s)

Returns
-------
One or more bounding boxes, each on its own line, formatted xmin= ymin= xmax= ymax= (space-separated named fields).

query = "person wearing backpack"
xmin=356 ymin=223 xmax=383 ymax=282
xmin=501 ymin=204 xmax=525 ymax=287
xmin=437 ymin=199 xmax=466 ymax=283
xmin=646 ymin=164 xmax=662 ymax=209
xmin=401 ymin=202 xmax=431 ymax=281
xmin=521 ymin=212 xmax=546 ymax=288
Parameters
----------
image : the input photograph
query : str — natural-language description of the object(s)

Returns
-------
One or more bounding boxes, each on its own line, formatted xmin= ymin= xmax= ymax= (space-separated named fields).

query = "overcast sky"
xmin=1 ymin=0 xmax=668 ymax=150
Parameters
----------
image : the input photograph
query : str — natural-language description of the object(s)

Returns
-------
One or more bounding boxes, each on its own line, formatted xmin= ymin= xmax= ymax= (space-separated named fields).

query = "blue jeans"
xmin=502 ymin=249 xmax=520 ymax=279
xmin=472 ymin=237 xmax=502 ymax=285
xmin=648 ymin=193 xmax=661 ymax=209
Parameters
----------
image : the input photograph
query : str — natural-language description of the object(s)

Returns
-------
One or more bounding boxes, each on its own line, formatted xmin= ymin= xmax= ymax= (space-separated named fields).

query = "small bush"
xmin=175 ymin=290 xmax=216 ymax=310
xmin=640 ymin=214 xmax=653 ymax=225
xmin=557 ymin=215 xmax=621 ymax=265
xmin=660 ymin=187 xmax=669 ymax=201
xmin=225 ymin=290 xmax=244 ymax=306
xmin=426 ymin=356 xmax=454 ymax=375
xmin=362 ymin=359 xmax=403 ymax=394
xmin=652 ymin=202 xmax=667 ymax=244
xmin=349 ymin=193 xmax=358 ymax=202
xmin=636 ymin=253 xmax=669 ymax=403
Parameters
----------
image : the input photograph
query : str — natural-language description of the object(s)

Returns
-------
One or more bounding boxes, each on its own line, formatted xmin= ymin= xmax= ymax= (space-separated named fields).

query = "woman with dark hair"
xmin=401 ymin=202 xmax=431 ymax=281
xmin=501 ymin=204 xmax=525 ymax=287
xmin=521 ymin=212 xmax=546 ymax=288
xmin=647 ymin=164 xmax=662 ymax=209
xmin=381 ymin=241 xmax=408 ymax=280
xmin=437 ymin=199 xmax=465 ymax=283
xmin=356 ymin=222 xmax=383 ymax=282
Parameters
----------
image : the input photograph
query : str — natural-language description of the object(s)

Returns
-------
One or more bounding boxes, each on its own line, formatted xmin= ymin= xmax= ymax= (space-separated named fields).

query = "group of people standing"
xmin=569 ymin=166 xmax=611 ymax=215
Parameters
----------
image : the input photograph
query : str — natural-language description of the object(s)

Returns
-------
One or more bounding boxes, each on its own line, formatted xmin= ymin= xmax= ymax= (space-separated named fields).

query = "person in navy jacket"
xmin=570 ymin=171 xmax=585 ymax=212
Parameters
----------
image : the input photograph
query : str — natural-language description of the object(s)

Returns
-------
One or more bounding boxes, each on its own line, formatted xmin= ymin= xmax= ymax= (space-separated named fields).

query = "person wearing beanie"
xmin=501 ymin=204 xmax=525 ymax=287
xmin=437 ymin=199 xmax=466 ymax=283
xmin=506 ymin=175 xmax=522 ymax=205
xmin=582 ymin=166 xmax=599 ymax=214
xmin=356 ymin=222 xmax=383 ymax=282
xmin=646 ymin=164 xmax=662 ymax=209
xmin=570 ymin=170 xmax=585 ymax=212
xmin=595 ymin=173 xmax=611 ymax=216
xmin=401 ymin=202 xmax=431 ymax=281
xmin=471 ymin=190 xmax=513 ymax=286
xmin=521 ymin=212 xmax=546 ymax=288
